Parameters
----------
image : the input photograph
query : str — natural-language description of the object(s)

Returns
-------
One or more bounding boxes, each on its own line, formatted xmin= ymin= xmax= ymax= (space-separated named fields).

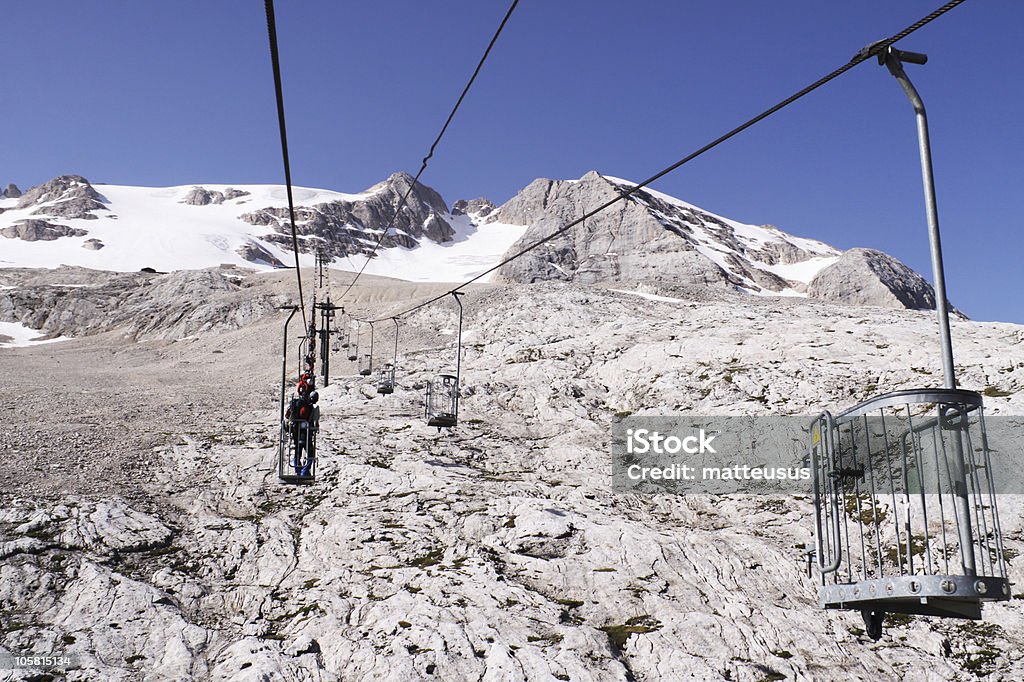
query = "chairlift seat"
xmin=810 ymin=388 xmax=1009 ymax=637
xmin=425 ymin=373 xmax=459 ymax=429
xmin=277 ymin=418 xmax=317 ymax=484
xmin=377 ymin=363 xmax=395 ymax=395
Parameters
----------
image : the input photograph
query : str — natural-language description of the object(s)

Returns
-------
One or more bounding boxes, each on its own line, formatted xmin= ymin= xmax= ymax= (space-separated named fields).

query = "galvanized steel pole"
xmin=881 ymin=46 xmax=974 ymax=574
xmin=881 ymin=47 xmax=957 ymax=389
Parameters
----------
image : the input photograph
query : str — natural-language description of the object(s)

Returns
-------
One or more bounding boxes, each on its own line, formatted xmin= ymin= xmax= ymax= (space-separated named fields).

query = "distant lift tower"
xmin=809 ymin=45 xmax=1010 ymax=640
xmin=315 ymin=298 xmax=342 ymax=386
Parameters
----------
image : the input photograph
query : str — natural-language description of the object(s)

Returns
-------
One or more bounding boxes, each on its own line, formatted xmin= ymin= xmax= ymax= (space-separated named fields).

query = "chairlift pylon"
xmin=425 ymin=292 xmax=464 ymax=430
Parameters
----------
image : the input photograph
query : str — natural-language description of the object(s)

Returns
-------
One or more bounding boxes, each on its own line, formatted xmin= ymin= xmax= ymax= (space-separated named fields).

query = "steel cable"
xmin=373 ymin=0 xmax=968 ymax=323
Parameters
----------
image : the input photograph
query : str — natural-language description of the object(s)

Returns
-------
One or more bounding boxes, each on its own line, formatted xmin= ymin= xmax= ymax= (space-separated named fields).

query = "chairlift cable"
xmin=336 ymin=0 xmax=520 ymax=303
xmin=264 ymin=0 xmax=309 ymax=331
xmin=370 ymin=0 xmax=968 ymax=324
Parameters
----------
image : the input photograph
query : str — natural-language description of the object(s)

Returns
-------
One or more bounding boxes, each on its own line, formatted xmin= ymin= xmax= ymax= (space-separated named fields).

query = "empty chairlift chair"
xmin=423 ymin=293 xmax=465 ymax=431
xmin=807 ymin=43 xmax=1012 ymax=642
xmin=377 ymin=363 xmax=395 ymax=395
xmin=809 ymin=389 xmax=1009 ymax=640
xmin=425 ymin=374 xmax=458 ymax=429
xmin=359 ymin=354 xmax=372 ymax=376
xmin=377 ymin=318 xmax=400 ymax=396
xmin=359 ymin=320 xmax=375 ymax=376
xmin=347 ymin=321 xmax=359 ymax=362
xmin=340 ymin=322 xmax=350 ymax=349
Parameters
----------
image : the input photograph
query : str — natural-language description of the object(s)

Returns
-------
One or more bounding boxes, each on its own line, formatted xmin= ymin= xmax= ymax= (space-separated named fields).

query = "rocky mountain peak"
xmin=371 ymin=171 xmax=450 ymax=216
xmin=239 ymin=174 xmax=455 ymax=263
xmin=494 ymin=171 xmax=838 ymax=293
xmin=491 ymin=171 xmax=942 ymax=312
xmin=2 ymin=183 xmax=21 ymax=199
xmin=16 ymin=174 xmax=108 ymax=220
xmin=807 ymin=247 xmax=940 ymax=311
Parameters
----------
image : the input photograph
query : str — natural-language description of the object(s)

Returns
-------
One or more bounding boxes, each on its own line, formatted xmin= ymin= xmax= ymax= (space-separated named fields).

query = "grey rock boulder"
xmin=452 ymin=197 xmax=497 ymax=220
xmin=237 ymin=240 xmax=285 ymax=268
xmin=181 ymin=187 xmax=218 ymax=205
xmin=82 ymin=238 xmax=105 ymax=250
xmin=1 ymin=219 xmax=88 ymax=241
xmin=807 ymin=247 xmax=938 ymax=310
xmin=181 ymin=186 xmax=251 ymax=206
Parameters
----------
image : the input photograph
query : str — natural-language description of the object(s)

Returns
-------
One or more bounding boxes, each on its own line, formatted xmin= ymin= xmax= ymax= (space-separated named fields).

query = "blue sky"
xmin=4 ymin=1 xmax=1023 ymax=322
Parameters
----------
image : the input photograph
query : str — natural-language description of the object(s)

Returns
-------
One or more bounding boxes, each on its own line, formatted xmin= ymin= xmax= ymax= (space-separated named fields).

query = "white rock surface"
xmin=1 ymin=270 xmax=1023 ymax=680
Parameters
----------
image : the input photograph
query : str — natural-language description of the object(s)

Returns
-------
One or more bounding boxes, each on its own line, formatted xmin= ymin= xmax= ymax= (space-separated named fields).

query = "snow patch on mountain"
xmin=603 ymin=175 xmax=841 ymax=292
xmin=0 ymin=320 xmax=69 ymax=347
xmin=338 ymin=212 xmax=527 ymax=282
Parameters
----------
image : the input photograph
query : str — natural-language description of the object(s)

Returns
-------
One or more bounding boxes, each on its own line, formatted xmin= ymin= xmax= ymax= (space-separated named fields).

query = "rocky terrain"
xmin=2 ymin=264 xmax=1024 ymax=681
xmin=239 ymin=172 xmax=457 ymax=260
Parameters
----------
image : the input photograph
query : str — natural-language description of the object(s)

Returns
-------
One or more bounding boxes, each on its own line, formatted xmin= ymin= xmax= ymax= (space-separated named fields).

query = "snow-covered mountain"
xmin=0 ymin=174 xmax=527 ymax=282
xmin=1 ymin=172 xmax=938 ymax=310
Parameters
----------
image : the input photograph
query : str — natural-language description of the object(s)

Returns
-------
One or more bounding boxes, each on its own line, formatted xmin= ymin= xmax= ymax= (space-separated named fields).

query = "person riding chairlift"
xmin=285 ymin=384 xmax=319 ymax=476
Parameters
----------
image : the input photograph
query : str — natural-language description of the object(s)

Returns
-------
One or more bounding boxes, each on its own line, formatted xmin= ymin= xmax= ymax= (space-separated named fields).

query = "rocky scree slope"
xmin=0 ymin=266 xmax=293 ymax=342
xmin=2 ymin=277 xmax=1024 ymax=680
